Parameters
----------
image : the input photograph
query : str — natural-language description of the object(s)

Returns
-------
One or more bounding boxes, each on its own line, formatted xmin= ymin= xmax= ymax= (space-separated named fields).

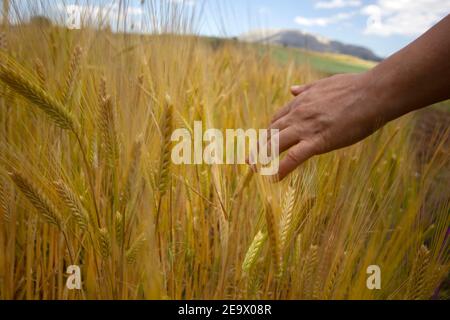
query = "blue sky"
xmin=17 ymin=0 xmax=450 ymax=58
xmin=196 ymin=0 xmax=450 ymax=57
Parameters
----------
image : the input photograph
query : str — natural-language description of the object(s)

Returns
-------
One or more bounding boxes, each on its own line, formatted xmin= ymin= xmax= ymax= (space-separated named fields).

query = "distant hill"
xmin=239 ymin=29 xmax=383 ymax=62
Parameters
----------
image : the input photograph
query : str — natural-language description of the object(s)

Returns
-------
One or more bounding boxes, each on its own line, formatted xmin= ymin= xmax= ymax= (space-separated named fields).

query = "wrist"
xmin=360 ymin=67 xmax=409 ymax=126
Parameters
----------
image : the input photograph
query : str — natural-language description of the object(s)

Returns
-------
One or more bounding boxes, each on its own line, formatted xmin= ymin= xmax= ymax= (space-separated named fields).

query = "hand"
xmin=270 ymin=72 xmax=385 ymax=181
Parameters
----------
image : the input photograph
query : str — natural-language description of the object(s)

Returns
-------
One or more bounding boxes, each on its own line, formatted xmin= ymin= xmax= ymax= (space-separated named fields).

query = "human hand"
xmin=270 ymin=72 xmax=386 ymax=181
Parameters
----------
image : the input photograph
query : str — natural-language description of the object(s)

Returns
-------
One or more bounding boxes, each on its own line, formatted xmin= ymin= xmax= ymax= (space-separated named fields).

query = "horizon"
xmin=2 ymin=0 xmax=450 ymax=58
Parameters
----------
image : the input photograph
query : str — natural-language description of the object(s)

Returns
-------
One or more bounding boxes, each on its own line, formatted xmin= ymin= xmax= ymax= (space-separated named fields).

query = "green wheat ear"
xmin=0 ymin=52 xmax=76 ymax=130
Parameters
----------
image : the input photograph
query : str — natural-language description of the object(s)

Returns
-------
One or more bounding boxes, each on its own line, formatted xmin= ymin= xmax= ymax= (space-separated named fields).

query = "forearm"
xmin=366 ymin=14 xmax=450 ymax=123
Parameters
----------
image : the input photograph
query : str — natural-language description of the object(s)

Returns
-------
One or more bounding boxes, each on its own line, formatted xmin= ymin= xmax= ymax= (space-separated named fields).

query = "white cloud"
xmin=315 ymin=0 xmax=362 ymax=9
xmin=361 ymin=0 xmax=450 ymax=36
xmin=295 ymin=12 xmax=355 ymax=27
xmin=58 ymin=3 xmax=143 ymax=29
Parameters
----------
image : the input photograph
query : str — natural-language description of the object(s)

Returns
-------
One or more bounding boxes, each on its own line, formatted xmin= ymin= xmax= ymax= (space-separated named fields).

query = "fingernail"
xmin=291 ymin=85 xmax=301 ymax=92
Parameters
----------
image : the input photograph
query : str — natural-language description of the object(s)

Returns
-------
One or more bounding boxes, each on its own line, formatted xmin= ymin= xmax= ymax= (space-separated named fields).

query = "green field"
xmin=262 ymin=45 xmax=377 ymax=74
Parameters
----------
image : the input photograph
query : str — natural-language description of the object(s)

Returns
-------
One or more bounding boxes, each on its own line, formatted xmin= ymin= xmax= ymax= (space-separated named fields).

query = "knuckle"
xmin=311 ymin=134 xmax=327 ymax=154
xmin=286 ymin=148 xmax=301 ymax=163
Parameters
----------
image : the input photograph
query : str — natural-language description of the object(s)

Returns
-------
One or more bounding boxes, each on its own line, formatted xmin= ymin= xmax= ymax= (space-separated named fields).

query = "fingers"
xmin=275 ymin=140 xmax=316 ymax=181
xmin=269 ymin=115 xmax=289 ymax=132
xmin=268 ymin=127 xmax=299 ymax=154
xmin=290 ymin=84 xmax=309 ymax=96
xmin=271 ymin=83 xmax=311 ymax=124
xmin=270 ymin=99 xmax=295 ymax=125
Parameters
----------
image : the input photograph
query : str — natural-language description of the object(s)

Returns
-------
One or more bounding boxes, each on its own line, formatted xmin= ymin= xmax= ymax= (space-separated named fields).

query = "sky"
xmin=8 ymin=0 xmax=450 ymax=58
xmin=196 ymin=0 xmax=450 ymax=57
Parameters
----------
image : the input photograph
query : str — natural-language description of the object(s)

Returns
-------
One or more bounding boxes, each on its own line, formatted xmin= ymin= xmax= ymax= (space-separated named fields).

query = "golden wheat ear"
xmin=126 ymin=233 xmax=147 ymax=264
xmin=9 ymin=170 xmax=62 ymax=228
xmin=98 ymin=95 xmax=119 ymax=168
xmin=53 ymin=180 xmax=89 ymax=231
xmin=98 ymin=227 xmax=111 ymax=259
xmin=0 ymin=52 xmax=76 ymax=130
xmin=0 ymin=179 xmax=11 ymax=223
xmin=158 ymin=95 xmax=174 ymax=196
xmin=62 ymin=46 xmax=83 ymax=104
xmin=242 ymin=231 xmax=267 ymax=273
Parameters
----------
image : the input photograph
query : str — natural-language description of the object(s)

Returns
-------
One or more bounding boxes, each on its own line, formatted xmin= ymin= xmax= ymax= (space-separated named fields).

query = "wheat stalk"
xmin=264 ymin=202 xmax=281 ymax=277
xmin=0 ymin=53 xmax=76 ymax=130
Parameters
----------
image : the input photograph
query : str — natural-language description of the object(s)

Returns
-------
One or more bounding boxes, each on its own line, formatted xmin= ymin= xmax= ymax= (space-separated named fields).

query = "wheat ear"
xmin=98 ymin=96 xmax=119 ymax=168
xmin=9 ymin=171 xmax=61 ymax=227
xmin=0 ymin=179 xmax=11 ymax=222
xmin=303 ymin=244 xmax=318 ymax=299
xmin=323 ymin=254 xmax=344 ymax=299
xmin=242 ymin=231 xmax=267 ymax=273
xmin=34 ymin=58 xmax=47 ymax=88
xmin=126 ymin=234 xmax=146 ymax=264
xmin=405 ymin=245 xmax=431 ymax=299
xmin=120 ymin=138 xmax=142 ymax=206
xmin=158 ymin=95 xmax=173 ymax=196
xmin=0 ymin=53 xmax=76 ymax=130
xmin=62 ymin=46 xmax=82 ymax=104
xmin=115 ymin=211 xmax=124 ymax=244
xmin=98 ymin=227 xmax=111 ymax=259
xmin=53 ymin=180 xmax=89 ymax=231
xmin=0 ymin=31 xmax=7 ymax=51
xmin=279 ymin=182 xmax=296 ymax=252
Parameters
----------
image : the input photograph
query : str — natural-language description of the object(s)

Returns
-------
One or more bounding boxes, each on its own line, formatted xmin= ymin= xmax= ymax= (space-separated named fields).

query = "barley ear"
xmin=0 ymin=31 xmax=7 ymax=51
xmin=98 ymin=96 xmax=119 ymax=168
xmin=279 ymin=182 xmax=296 ymax=252
xmin=0 ymin=53 xmax=76 ymax=130
xmin=9 ymin=171 xmax=61 ymax=227
xmin=53 ymin=180 xmax=89 ymax=231
xmin=303 ymin=244 xmax=318 ymax=299
xmin=115 ymin=211 xmax=124 ymax=245
xmin=98 ymin=76 xmax=107 ymax=104
xmin=158 ymin=95 xmax=173 ymax=196
xmin=62 ymin=46 xmax=82 ymax=104
xmin=405 ymin=245 xmax=431 ymax=299
xmin=120 ymin=138 xmax=142 ymax=206
xmin=34 ymin=58 xmax=47 ymax=88
xmin=98 ymin=227 xmax=111 ymax=259
xmin=126 ymin=234 xmax=146 ymax=264
xmin=242 ymin=231 xmax=267 ymax=273
xmin=0 ymin=179 xmax=11 ymax=223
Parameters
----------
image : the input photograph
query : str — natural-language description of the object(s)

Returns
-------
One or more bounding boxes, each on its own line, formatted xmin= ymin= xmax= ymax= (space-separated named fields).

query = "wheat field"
xmin=0 ymin=1 xmax=449 ymax=300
